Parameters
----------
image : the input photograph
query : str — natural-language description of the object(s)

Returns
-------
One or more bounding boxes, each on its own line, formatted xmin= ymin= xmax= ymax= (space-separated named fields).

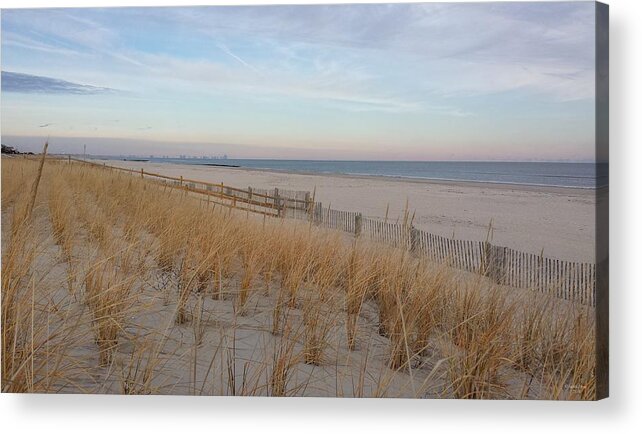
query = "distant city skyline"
xmin=2 ymin=3 xmax=597 ymax=161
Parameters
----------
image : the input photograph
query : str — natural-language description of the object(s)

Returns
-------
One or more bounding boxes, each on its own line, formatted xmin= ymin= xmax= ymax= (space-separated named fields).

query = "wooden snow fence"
xmin=307 ymin=202 xmax=595 ymax=306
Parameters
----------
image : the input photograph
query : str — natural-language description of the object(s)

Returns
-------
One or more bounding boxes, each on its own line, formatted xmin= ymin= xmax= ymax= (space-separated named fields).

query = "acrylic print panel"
xmin=0 ymin=1 xmax=608 ymax=400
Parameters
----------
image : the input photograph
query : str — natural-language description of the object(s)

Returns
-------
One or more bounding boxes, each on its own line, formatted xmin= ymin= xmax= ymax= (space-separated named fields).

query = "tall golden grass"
xmin=0 ymin=157 xmax=596 ymax=399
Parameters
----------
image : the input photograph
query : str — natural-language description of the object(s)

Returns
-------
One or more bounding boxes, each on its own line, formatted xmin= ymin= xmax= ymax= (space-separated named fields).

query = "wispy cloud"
xmin=1 ymin=71 xmax=117 ymax=95
xmin=217 ymin=43 xmax=262 ymax=75
xmin=2 ymin=31 xmax=85 ymax=57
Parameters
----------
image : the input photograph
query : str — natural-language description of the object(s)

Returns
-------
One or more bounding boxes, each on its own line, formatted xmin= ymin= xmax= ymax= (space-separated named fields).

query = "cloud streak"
xmin=2 ymin=71 xmax=117 ymax=95
xmin=217 ymin=43 xmax=262 ymax=75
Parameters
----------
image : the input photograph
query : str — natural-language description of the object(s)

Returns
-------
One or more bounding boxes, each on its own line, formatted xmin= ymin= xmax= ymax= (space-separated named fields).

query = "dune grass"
xmin=0 ymin=157 xmax=596 ymax=399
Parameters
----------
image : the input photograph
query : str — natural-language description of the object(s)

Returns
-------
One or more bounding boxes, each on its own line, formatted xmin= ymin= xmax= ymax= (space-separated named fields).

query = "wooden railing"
xmin=67 ymin=157 xmax=312 ymax=217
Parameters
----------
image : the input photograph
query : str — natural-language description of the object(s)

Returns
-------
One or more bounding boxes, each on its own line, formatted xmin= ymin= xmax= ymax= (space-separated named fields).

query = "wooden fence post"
xmin=140 ymin=168 xmax=144 ymax=179
xmin=495 ymin=247 xmax=507 ymax=285
xmin=273 ymin=188 xmax=281 ymax=216
xmin=313 ymin=202 xmax=321 ymax=224
xmin=355 ymin=213 xmax=362 ymax=237
xmin=480 ymin=241 xmax=492 ymax=277
xmin=305 ymin=192 xmax=311 ymax=215
xmin=409 ymin=226 xmax=420 ymax=254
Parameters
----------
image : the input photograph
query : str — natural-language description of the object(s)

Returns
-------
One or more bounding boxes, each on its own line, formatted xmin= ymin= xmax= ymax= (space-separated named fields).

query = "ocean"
xmin=114 ymin=158 xmax=607 ymax=189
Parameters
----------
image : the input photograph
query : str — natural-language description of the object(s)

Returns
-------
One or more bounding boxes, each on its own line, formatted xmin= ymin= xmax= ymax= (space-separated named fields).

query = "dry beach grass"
xmin=1 ymin=156 xmax=596 ymax=399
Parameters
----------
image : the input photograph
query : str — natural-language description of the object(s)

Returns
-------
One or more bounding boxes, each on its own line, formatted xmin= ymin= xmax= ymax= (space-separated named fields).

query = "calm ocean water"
xmin=129 ymin=158 xmax=607 ymax=189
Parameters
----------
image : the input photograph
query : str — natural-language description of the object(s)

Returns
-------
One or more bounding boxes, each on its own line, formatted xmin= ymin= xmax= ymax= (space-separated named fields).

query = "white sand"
xmin=102 ymin=159 xmax=596 ymax=262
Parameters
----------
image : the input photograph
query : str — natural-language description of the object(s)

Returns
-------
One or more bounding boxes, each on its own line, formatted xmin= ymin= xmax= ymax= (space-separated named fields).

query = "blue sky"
xmin=1 ymin=3 xmax=596 ymax=160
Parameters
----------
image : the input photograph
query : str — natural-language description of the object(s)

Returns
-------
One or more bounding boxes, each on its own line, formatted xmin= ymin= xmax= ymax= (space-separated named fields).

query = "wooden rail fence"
xmin=67 ymin=157 xmax=311 ymax=217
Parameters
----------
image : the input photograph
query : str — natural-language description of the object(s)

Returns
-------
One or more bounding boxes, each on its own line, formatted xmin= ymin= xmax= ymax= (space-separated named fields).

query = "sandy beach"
xmin=101 ymin=159 xmax=596 ymax=262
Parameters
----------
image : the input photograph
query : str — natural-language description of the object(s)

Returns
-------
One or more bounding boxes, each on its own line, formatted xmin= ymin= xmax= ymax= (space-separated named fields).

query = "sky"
xmin=1 ymin=2 xmax=597 ymax=160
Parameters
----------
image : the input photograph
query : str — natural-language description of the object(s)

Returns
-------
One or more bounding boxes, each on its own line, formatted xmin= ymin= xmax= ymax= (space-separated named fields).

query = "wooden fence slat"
xmin=509 ymin=248 xmax=514 ymax=287
xmin=522 ymin=252 xmax=531 ymax=289
xmin=584 ymin=263 xmax=588 ymax=305
xmin=511 ymin=250 xmax=516 ymax=287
